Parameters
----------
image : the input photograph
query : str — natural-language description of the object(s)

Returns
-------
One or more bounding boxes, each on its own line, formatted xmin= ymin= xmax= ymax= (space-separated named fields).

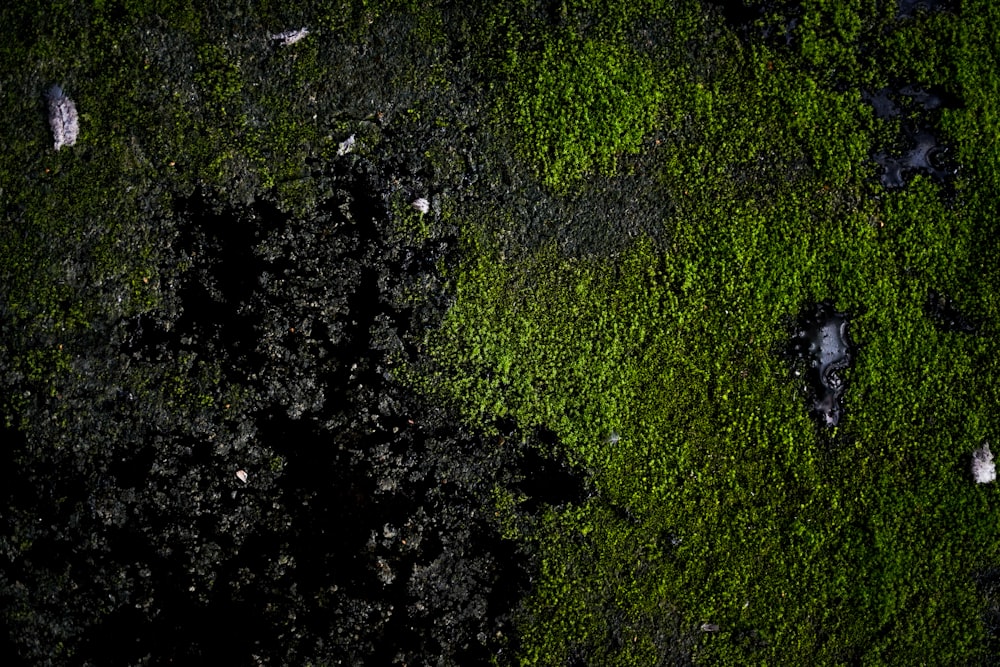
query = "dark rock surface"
xmin=708 ymin=0 xmax=800 ymax=46
xmin=863 ymin=83 xmax=962 ymax=189
xmin=0 ymin=160 xmax=582 ymax=665
xmin=898 ymin=0 xmax=958 ymax=18
xmin=0 ymin=5 xmax=600 ymax=663
xmin=874 ymin=127 xmax=955 ymax=188
xmin=788 ymin=302 xmax=853 ymax=428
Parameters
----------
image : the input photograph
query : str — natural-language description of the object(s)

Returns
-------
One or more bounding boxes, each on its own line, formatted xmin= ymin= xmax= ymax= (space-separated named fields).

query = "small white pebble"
xmin=337 ymin=134 xmax=356 ymax=156
xmin=972 ymin=443 xmax=995 ymax=484
xmin=46 ymin=85 xmax=79 ymax=151
xmin=270 ymin=27 xmax=309 ymax=46
xmin=236 ymin=469 xmax=249 ymax=484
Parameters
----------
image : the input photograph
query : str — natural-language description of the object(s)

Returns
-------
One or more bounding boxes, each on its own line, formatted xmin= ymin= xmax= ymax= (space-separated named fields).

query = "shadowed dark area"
xmin=926 ymin=290 xmax=978 ymax=334
xmin=0 ymin=164 xmax=585 ymax=665
xmin=898 ymin=0 xmax=958 ymax=18
xmin=864 ymin=83 xmax=962 ymax=189
xmin=875 ymin=128 xmax=955 ymax=188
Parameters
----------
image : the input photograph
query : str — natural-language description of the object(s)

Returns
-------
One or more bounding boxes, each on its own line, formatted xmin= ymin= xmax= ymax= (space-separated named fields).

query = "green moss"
xmin=498 ymin=32 xmax=663 ymax=188
xmin=424 ymin=186 xmax=998 ymax=662
xmin=1 ymin=0 xmax=998 ymax=663
xmin=411 ymin=1 xmax=1000 ymax=664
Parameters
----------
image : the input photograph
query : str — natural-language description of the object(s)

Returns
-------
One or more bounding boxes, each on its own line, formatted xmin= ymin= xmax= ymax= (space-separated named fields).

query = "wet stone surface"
xmin=788 ymin=302 xmax=853 ymax=428
xmin=863 ymin=84 xmax=962 ymax=189
xmin=874 ymin=127 xmax=955 ymax=188
xmin=862 ymin=84 xmax=961 ymax=120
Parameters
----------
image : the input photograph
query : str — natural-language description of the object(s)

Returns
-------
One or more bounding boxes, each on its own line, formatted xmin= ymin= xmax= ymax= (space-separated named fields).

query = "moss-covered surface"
xmin=2 ymin=0 xmax=999 ymax=665
xmin=415 ymin=0 xmax=1000 ymax=664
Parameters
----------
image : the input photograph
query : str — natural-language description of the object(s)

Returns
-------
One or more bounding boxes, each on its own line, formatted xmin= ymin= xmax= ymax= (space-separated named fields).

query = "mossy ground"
xmin=416 ymin=0 xmax=1000 ymax=663
xmin=2 ymin=0 xmax=999 ymax=665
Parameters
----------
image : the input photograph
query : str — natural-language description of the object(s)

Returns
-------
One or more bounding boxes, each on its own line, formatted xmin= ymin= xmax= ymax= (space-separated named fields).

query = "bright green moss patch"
xmin=482 ymin=0 xmax=713 ymax=190
xmin=499 ymin=33 xmax=662 ymax=188
xmin=426 ymin=194 xmax=999 ymax=663
xmin=414 ymin=0 xmax=1000 ymax=664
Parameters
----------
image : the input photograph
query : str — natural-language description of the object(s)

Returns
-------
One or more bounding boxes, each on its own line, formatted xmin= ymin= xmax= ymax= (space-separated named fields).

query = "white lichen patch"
xmin=270 ymin=27 xmax=309 ymax=46
xmin=972 ymin=442 xmax=995 ymax=484
xmin=46 ymin=85 xmax=79 ymax=151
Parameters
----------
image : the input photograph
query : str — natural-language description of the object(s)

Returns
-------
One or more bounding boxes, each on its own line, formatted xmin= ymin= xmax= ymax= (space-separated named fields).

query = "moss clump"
xmin=499 ymin=32 xmax=662 ymax=189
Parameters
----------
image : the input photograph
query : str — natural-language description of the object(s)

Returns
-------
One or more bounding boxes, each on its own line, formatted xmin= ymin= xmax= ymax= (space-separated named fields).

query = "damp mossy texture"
xmin=2 ymin=0 xmax=1000 ymax=665
xmin=421 ymin=0 xmax=1000 ymax=664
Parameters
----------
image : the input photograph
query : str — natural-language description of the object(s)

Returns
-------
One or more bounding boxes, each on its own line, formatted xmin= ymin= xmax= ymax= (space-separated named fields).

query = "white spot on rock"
xmin=236 ymin=469 xmax=249 ymax=484
xmin=972 ymin=443 xmax=995 ymax=484
xmin=270 ymin=27 xmax=309 ymax=46
xmin=46 ymin=85 xmax=79 ymax=151
xmin=337 ymin=134 xmax=356 ymax=156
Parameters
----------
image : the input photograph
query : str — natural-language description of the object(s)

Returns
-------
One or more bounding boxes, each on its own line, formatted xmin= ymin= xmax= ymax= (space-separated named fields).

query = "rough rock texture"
xmin=0 ymin=7 xmax=591 ymax=655
xmin=0 ymin=164 xmax=576 ymax=665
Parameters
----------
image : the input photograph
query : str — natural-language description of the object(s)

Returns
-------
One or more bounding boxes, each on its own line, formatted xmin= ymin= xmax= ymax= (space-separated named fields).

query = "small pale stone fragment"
xmin=270 ymin=27 xmax=309 ymax=46
xmin=236 ymin=469 xmax=249 ymax=484
xmin=972 ymin=443 xmax=995 ymax=484
xmin=337 ymin=134 xmax=356 ymax=156
xmin=700 ymin=623 xmax=720 ymax=632
xmin=46 ymin=85 xmax=79 ymax=151
xmin=376 ymin=557 xmax=395 ymax=584
xmin=411 ymin=198 xmax=430 ymax=214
